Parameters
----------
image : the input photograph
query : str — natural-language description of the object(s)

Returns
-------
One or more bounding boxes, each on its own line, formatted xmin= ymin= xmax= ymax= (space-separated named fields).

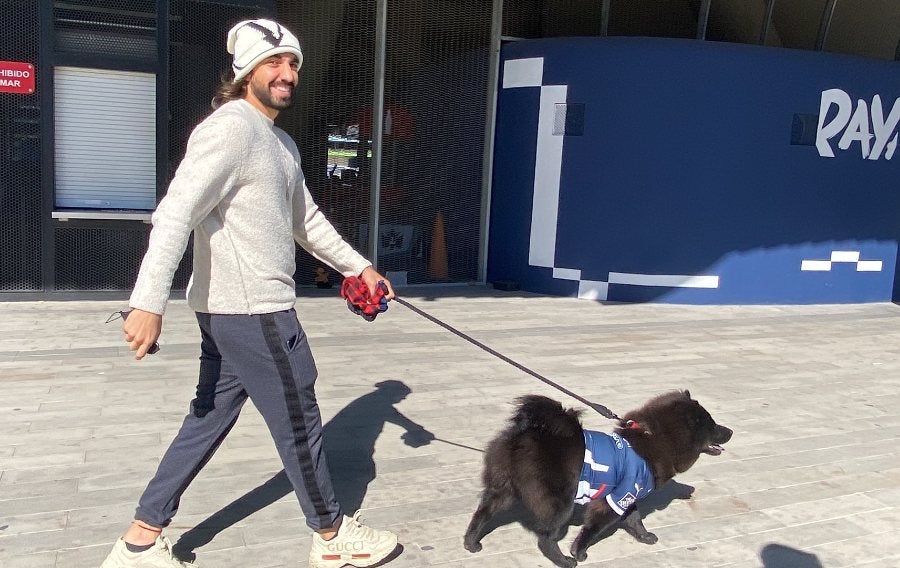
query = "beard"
xmin=250 ymin=80 xmax=294 ymax=111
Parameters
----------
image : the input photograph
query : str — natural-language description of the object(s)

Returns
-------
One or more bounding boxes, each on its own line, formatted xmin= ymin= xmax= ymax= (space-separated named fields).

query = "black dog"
xmin=463 ymin=391 xmax=733 ymax=567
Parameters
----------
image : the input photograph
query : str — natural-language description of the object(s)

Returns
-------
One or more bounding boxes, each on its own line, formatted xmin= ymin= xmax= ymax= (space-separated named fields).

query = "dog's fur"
xmin=463 ymin=391 xmax=733 ymax=567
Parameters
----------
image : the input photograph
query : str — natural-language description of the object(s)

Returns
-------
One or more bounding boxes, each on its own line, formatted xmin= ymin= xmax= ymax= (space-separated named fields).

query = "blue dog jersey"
xmin=575 ymin=430 xmax=654 ymax=515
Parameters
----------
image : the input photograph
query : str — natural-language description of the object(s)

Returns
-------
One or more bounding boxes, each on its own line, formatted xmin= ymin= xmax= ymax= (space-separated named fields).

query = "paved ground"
xmin=1 ymin=287 xmax=899 ymax=567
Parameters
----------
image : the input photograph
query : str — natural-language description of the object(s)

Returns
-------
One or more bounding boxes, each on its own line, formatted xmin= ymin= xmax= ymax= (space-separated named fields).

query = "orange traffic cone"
xmin=428 ymin=211 xmax=449 ymax=280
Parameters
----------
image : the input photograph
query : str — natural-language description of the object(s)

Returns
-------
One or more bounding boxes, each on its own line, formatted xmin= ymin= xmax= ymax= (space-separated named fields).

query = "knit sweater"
xmin=129 ymin=99 xmax=370 ymax=315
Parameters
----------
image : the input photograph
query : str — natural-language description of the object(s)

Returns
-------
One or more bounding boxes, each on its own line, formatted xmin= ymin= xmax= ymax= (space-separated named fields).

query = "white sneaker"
xmin=100 ymin=535 xmax=196 ymax=567
xmin=308 ymin=511 xmax=399 ymax=568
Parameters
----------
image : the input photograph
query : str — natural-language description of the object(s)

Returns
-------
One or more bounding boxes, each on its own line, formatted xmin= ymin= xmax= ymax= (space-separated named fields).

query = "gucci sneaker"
xmin=308 ymin=511 xmax=399 ymax=568
xmin=100 ymin=535 xmax=196 ymax=568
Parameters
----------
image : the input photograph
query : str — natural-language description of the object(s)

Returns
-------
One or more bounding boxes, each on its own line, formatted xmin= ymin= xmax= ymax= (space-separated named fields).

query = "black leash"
xmin=393 ymin=296 xmax=624 ymax=422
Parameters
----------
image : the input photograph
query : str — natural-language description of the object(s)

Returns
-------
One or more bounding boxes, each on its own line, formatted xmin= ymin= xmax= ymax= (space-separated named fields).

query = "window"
xmin=54 ymin=66 xmax=156 ymax=210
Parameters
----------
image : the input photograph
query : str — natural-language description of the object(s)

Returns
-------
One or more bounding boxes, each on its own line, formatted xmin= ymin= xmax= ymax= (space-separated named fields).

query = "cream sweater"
xmin=129 ymin=99 xmax=370 ymax=315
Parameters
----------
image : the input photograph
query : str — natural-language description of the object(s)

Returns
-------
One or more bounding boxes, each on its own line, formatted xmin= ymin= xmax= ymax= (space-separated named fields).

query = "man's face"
xmin=246 ymin=53 xmax=299 ymax=115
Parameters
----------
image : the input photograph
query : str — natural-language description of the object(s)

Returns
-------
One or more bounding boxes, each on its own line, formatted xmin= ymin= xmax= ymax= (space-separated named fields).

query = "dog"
xmin=463 ymin=391 xmax=733 ymax=567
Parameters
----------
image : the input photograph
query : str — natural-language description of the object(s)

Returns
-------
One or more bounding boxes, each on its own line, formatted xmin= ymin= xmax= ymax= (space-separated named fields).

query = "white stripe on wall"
xmin=608 ymin=272 xmax=720 ymax=288
xmin=502 ymin=57 xmax=544 ymax=88
xmin=553 ymin=267 xmax=581 ymax=280
xmin=528 ymin=85 xmax=567 ymax=268
xmin=831 ymin=250 xmax=860 ymax=262
xmin=857 ymin=260 xmax=883 ymax=271
xmin=801 ymin=260 xmax=832 ymax=271
xmin=578 ymin=280 xmax=609 ymax=300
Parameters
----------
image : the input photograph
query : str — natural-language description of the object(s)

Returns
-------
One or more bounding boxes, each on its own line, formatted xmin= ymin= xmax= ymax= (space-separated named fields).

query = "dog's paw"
xmin=463 ymin=540 xmax=482 ymax=553
xmin=570 ymin=547 xmax=587 ymax=562
xmin=675 ymin=487 xmax=696 ymax=500
xmin=636 ymin=531 xmax=658 ymax=545
xmin=556 ymin=555 xmax=577 ymax=568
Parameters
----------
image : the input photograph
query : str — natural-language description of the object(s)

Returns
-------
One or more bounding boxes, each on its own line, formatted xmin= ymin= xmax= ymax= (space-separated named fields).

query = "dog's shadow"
xmin=584 ymin=479 xmax=696 ymax=546
xmin=478 ymin=479 xmax=697 ymax=547
xmin=173 ymin=379 xmax=432 ymax=560
xmin=760 ymin=544 xmax=824 ymax=568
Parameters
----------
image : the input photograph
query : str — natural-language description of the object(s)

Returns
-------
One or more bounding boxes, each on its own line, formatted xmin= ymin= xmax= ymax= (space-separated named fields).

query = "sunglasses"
xmin=105 ymin=310 xmax=161 ymax=355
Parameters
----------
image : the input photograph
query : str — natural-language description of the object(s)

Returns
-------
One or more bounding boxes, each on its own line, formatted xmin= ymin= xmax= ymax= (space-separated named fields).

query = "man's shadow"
xmin=173 ymin=380 xmax=433 ymax=559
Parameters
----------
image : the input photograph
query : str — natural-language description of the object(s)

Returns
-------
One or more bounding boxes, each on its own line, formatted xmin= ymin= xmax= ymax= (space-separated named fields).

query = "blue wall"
xmin=487 ymin=37 xmax=900 ymax=303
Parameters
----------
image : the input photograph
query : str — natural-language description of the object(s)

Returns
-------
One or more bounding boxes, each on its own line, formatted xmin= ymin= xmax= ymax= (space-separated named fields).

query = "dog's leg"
xmin=569 ymin=501 xmax=620 ymax=562
xmin=537 ymin=534 xmax=577 ymax=568
xmin=621 ymin=507 xmax=657 ymax=544
xmin=463 ymin=489 xmax=513 ymax=553
xmin=534 ymin=504 xmax=577 ymax=568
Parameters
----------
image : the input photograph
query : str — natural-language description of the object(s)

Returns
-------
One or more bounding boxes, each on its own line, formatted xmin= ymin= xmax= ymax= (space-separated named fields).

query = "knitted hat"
xmin=227 ymin=19 xmax=303 ymax=82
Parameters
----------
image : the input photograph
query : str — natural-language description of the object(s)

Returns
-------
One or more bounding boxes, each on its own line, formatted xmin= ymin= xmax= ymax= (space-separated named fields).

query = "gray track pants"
xmin=134 ymin=309 xmax=342 ymax=531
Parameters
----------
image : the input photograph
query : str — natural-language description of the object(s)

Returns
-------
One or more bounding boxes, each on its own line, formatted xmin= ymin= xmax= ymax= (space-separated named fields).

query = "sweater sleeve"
xmin=129 ymin=114 xmax=246 ymax=314
xmin=291 ymin=171 xmax=371 ymax=277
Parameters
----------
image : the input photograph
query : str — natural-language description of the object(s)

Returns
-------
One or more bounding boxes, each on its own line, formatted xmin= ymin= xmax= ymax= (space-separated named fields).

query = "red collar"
xmin=625 ymin=420 xmax=652 ymax=435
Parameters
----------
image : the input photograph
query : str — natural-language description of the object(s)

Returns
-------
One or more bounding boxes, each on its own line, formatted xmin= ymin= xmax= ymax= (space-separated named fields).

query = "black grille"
xmin=54 ymin=0 xmax=158 ymax=60
xmin=55 ymin=225 xmax=192 ymax=291
xmin=0 ymin=0 xmax=42 ymax=292
xmin=55 ymin=225 xmax=149 ymax=290
xmin=503 ymin=0 xmax=543 ymax=38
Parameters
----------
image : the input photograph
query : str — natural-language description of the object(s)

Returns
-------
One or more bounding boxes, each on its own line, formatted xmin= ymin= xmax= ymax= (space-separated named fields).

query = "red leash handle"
xmin=340 ymin=277 xmax=389 ymax=321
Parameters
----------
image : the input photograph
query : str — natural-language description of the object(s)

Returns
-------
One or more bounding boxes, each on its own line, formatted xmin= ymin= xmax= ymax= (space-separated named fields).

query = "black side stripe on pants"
xmin=260 ymin=314 xmax=330 ymax=526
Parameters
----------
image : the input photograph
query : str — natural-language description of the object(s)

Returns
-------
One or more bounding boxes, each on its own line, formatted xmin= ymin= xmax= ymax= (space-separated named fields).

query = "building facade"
xmin=1 ymin=0 xmax=896 ymax=299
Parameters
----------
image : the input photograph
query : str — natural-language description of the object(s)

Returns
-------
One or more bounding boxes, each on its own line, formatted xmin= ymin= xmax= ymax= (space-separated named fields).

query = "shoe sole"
xmin=310 ymin=540 xmax=399 ymax=568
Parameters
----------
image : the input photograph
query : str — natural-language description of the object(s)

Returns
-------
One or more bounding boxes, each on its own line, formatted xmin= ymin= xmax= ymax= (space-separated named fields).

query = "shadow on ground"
xmin=760 ymin=543 xmax=824 ymax=568
xmin=173 ymin=379 xmax=434 ymax=559
xmin=475 ymin=479 xmax=696 ymax=553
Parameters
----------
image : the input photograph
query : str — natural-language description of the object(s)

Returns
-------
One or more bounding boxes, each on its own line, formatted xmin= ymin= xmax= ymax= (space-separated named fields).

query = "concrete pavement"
xmin=1 ymin=287 xmax=899 ymax=567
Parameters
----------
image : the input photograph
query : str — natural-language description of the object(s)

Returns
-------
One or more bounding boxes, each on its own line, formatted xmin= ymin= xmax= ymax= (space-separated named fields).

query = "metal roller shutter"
xmin=54 ymin=66 xmax=156 ymax=210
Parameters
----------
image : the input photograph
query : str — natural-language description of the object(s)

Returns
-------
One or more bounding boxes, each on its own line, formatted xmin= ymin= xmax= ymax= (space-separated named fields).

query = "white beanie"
xmin=227 ymin=19 xmax=303 ymax=82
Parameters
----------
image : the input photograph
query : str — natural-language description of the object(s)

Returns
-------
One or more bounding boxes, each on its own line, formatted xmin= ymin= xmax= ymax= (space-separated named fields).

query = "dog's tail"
xmin=511 ymin=395 xmax=583 ymax=437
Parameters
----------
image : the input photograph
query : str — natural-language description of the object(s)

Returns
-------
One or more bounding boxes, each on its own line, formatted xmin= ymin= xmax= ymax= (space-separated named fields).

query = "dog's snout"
xmin=714 ymin=425 xmax=733 ymax=444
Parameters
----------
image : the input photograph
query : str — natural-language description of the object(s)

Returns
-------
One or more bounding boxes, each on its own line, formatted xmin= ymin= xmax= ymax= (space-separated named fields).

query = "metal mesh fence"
xmin=279 ymin=0 xmax=490 ymax=287
xmin=502 ymin=0 xmax=542 ymax=38
xmin=276 ymin=0 xmax=377 ymax=289
xmin=503 ymin=0 xmax=698 ymax=39
xmin=0 ymin=0 xmax=42 ymax=292
xmin=169 ymin=1 xmax=273 ymax=173
xmin=380 ymin=0 xmax=491 ymax=284
xmin=165 ymin=0 xmax=273 ymax=290
xmin=55 ymin=225 xmax=147 ymax=290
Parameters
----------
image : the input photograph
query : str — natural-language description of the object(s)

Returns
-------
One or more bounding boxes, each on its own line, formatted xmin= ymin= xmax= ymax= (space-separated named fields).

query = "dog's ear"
xmin=683 ymin=389 xmax=692 ymax=399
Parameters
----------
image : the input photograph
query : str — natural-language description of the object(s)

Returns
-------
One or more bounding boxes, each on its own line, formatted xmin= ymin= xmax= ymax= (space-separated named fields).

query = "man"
xmin=101 ymin=19 xmax=399 ymax=568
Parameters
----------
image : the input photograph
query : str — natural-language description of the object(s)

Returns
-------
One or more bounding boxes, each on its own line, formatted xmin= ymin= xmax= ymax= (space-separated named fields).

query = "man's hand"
xmin=359 ymin=266 xmax=395 ymax=300
xmin=123 ymin=308 xmax=163 ymax=360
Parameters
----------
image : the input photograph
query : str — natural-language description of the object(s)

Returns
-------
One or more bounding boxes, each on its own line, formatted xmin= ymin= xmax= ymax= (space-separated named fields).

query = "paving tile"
xmin=0 ymin=292 xmax=898 ymax=566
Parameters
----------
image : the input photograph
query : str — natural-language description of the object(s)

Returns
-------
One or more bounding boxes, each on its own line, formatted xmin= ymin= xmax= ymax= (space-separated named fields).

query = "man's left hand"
xmin=359 ymin=266 xmax=394 ymax=300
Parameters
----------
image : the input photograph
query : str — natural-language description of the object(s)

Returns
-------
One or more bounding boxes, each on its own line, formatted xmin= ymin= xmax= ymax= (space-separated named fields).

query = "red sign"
xmin=0 ymin=61 xmax=35 ymax=94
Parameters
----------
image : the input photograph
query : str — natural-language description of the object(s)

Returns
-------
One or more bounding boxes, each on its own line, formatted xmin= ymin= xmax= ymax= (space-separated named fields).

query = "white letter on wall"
xmin=816 ymin=88 xmax=852 ymax=158
xmin=838 ymin=100 xmax=872 ymax=159
xmin=869 ymin=95 xmax=900 ymax=161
